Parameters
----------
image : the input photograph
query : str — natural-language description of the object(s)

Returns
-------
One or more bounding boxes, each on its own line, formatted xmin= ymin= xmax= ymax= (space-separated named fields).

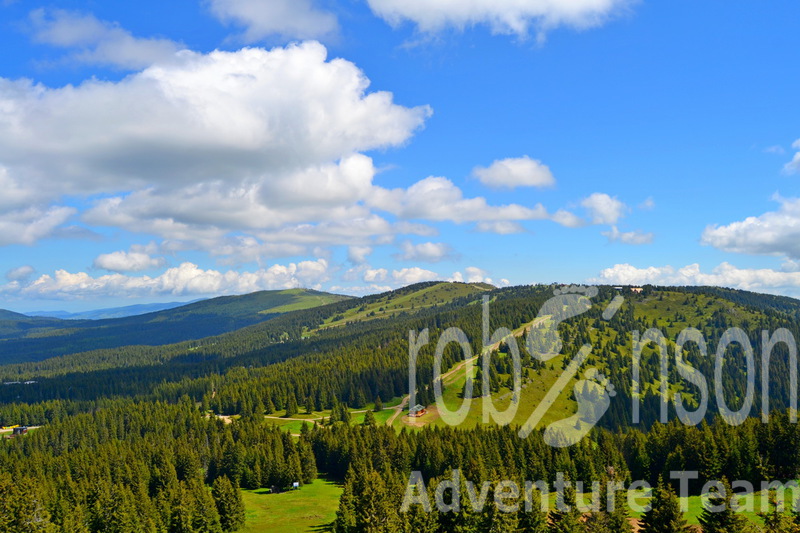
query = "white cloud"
xmin=602 ymin=226 xmax=653 ymax=245
xmin=208 ymin=0 xmax=338 ymax=42
xmin=366 ymin=0 xmax=632 ymax=38
xmin=0 ymin=206 xmax=76 ymax=246
xmin=391 ymin=267 xmax=439 ymax=285
xmin=6 ymin=265 xmax=35 ymax=282
xmin=551 ymin=209 xmax=586 ymax=228
xmin=474 ymin=221 xmax=526 ymax=234
xmin=329 ymin=283 xmax=393 ymax=296
xmin=701 ymin=196 xmax=800 ymax=259
xmin=473 ymin=156 xmax=554 ymax=189
xmin=581 ymin=193 xmax=627 ymax=225
xmin=347 ymin=246 xmax=372 ymax=264
xmin=30 ymin=9 xmax=182 ymax=69
xmin=0 ymin=42 xmax=430 ymax=252
xmin=395 ymin=241 xmax=455 ymax=262
xmin=0 ymin=43 xmax=428 ymax=197
xmin=93 ymin=245 xmax=166 ymax=273
xmin=364 ymin=268 xmax=388 ymax=283
xmin=1 ymin=260 xmax=331 ymax=300
xmin=450 ymin=266 xmax=493 ymax=284
xmin=784 ymin=140 xmax=800 ymax=174
xmin=370 ymin=176 xmax=551 ymax=223
xmin=591 ymin=262 xmax=800 ymax=296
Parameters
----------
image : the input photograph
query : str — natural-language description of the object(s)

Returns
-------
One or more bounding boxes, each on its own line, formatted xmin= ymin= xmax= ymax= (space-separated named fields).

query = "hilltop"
xmin=0 ymin=288 xmax=351 ymax=365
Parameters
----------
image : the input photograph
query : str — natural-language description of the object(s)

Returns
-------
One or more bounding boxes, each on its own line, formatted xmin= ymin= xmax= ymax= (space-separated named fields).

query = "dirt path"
xmin=386 ymin=395 xmax=409 ymax=426
xmin=388 ymin=315 xmax=550 ymax=427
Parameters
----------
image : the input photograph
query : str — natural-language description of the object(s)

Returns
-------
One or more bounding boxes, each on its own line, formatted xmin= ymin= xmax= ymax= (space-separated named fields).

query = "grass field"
xmin=315 ymin=282 xmax=490 ymax=332
xmin=238 ymin=476 xmax=782 ymax=531
xmin=241 ymin=477 xmax=342 ymax=533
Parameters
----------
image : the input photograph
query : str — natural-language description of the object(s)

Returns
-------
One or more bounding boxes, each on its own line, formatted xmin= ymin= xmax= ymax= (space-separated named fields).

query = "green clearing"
xmin=241 ymin=477 xmax=342 ymax=533
xmin=396 ymin=352 xmax=579 ymax=432
xmin=315 ymin=282 xmax=490 ymax=332
xmin=259 ymin=289 xmax=350 ymax=315
xmin=264 ymin=397 xmax=402 ymax=434
xmin=626 ymin=487 xmax=789 ymax=526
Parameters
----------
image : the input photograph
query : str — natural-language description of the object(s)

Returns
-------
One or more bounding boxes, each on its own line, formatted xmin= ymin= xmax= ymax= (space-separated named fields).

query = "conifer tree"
xmin=212 ymin=476 xmax=245 ymax=532
xmin=549 ymin=479 xmax=585 ymax=533
xmin=640 ymin=477 xmax=690 ymax=533
xmin=698 ymin=477 xmax=748 ymax=533
xmin=760 ymin=491 xmax=799 ymax=533
xmin=284 ymin=394 xmax=298 ymax=417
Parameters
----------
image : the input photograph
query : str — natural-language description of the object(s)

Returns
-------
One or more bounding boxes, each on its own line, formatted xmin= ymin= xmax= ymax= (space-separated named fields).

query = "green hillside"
xmin=3 ymin=282 xmax=797 ymax=434
xmin=3 ymin=283 xmax=800 ymax=532
xmin=0 ymin=288 xmax=351 ymax=365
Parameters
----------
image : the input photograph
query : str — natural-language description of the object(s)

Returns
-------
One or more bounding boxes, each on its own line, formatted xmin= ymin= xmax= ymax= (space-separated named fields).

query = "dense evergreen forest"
xmin=3 ymin=282 xmax=800 ymax=531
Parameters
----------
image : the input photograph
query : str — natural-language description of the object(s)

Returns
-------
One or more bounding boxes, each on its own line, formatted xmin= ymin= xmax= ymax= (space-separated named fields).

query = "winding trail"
xmin=385 ymin=315 xmax=550 ymax=427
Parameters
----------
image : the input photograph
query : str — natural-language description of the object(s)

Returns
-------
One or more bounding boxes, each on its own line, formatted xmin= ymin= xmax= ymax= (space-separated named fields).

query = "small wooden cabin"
xmin=409 ymin=404 xmax=427 ymax=417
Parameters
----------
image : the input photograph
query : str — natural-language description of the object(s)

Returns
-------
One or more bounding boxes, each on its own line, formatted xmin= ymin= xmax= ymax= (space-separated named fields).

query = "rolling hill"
xmin=26 ymin=300 xmax=203 ymax=320
xmin=2 ymin=282 xmax=799 ymax=436
xmin=0 ymin=288 xmax=351 ymax=365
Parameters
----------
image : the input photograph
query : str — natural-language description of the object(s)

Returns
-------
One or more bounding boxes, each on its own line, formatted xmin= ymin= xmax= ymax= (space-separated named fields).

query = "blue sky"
xmin=1 ymin=0 xmax=799 ymax=312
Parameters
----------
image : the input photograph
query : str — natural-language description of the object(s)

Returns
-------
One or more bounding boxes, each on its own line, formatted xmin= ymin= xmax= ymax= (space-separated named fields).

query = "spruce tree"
xmin=640 ymin=477 xmax=690 ymax=533
xmin=761 ymin=491 xmax=799 ymax=533
xmin=284 ymin=394 xmax=298 ymax=417
xmin=517 ymin=485 xmax=547 ymax=533
xmin=212 ymin=476 xmax=245 ymax=532
xmin=549 ymin=479 xmax=585 ymax=533
xmin=698 ymin=477 xmax=748 ymax=533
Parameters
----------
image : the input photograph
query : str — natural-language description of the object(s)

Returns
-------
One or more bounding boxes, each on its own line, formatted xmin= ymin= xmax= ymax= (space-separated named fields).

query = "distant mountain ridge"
xmin=0 ymin=288 xmax=351 ymax=365
xmin=26 ymin=301 xmax=204 ymax=320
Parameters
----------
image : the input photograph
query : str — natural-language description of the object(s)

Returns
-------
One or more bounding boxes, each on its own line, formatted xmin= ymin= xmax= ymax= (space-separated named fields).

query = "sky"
xmin=1 ymin=0 xmax=800 ymax=312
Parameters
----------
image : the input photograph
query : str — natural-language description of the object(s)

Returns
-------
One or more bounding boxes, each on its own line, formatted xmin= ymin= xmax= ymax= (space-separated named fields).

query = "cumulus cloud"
xmin=208 ymin=0 xmax=338 ymax=42
xmin=581 ymin=193 xmax=627 ymax=225
xmin=30 ymin=9 xmax=183 ymax=69
xmin=0 ymin=260 xmax=331 ymax=300
xmin=591 ymin=262 xmax=800 ymax=296
xmin=364 ymin=268 xmax=388 ymax=283
xmin=366 ymin=0 xmax=632 ymax=38
xmin=394 ymin=241 xmax=455 ymax=262
xmin=0 ymin=42 xmax=430 ymax=251
xmin=602 ymin=226 xmax=653 ymax=245
xmin=391 ymin=267 xmax=439 ymax=285
xmin=450 ymin=266 xmax=493 ymax=284
xmin=473 ymin=156 xmax=554 ymax=189
xmin=0 ymin=43 xmax=428 ymax=197
xmin=701 ymin=196 xmax=800 ymax=259
xmin=93 ymin=244 xmax=166 ymax=273
xmin=370 ymin=176 xmax=574 ymax=225
xmin=784 ymin=140 xmax=800 ymax=174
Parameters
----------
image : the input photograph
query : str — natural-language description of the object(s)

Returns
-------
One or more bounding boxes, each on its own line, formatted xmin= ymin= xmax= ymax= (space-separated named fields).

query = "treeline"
xmin=310 ymin=410 xmax=800 ymax=532
xmin=0 ymin=400 xmax=316 ymax=532
xmin=4 ymin=284 xmax=800 ymax=435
